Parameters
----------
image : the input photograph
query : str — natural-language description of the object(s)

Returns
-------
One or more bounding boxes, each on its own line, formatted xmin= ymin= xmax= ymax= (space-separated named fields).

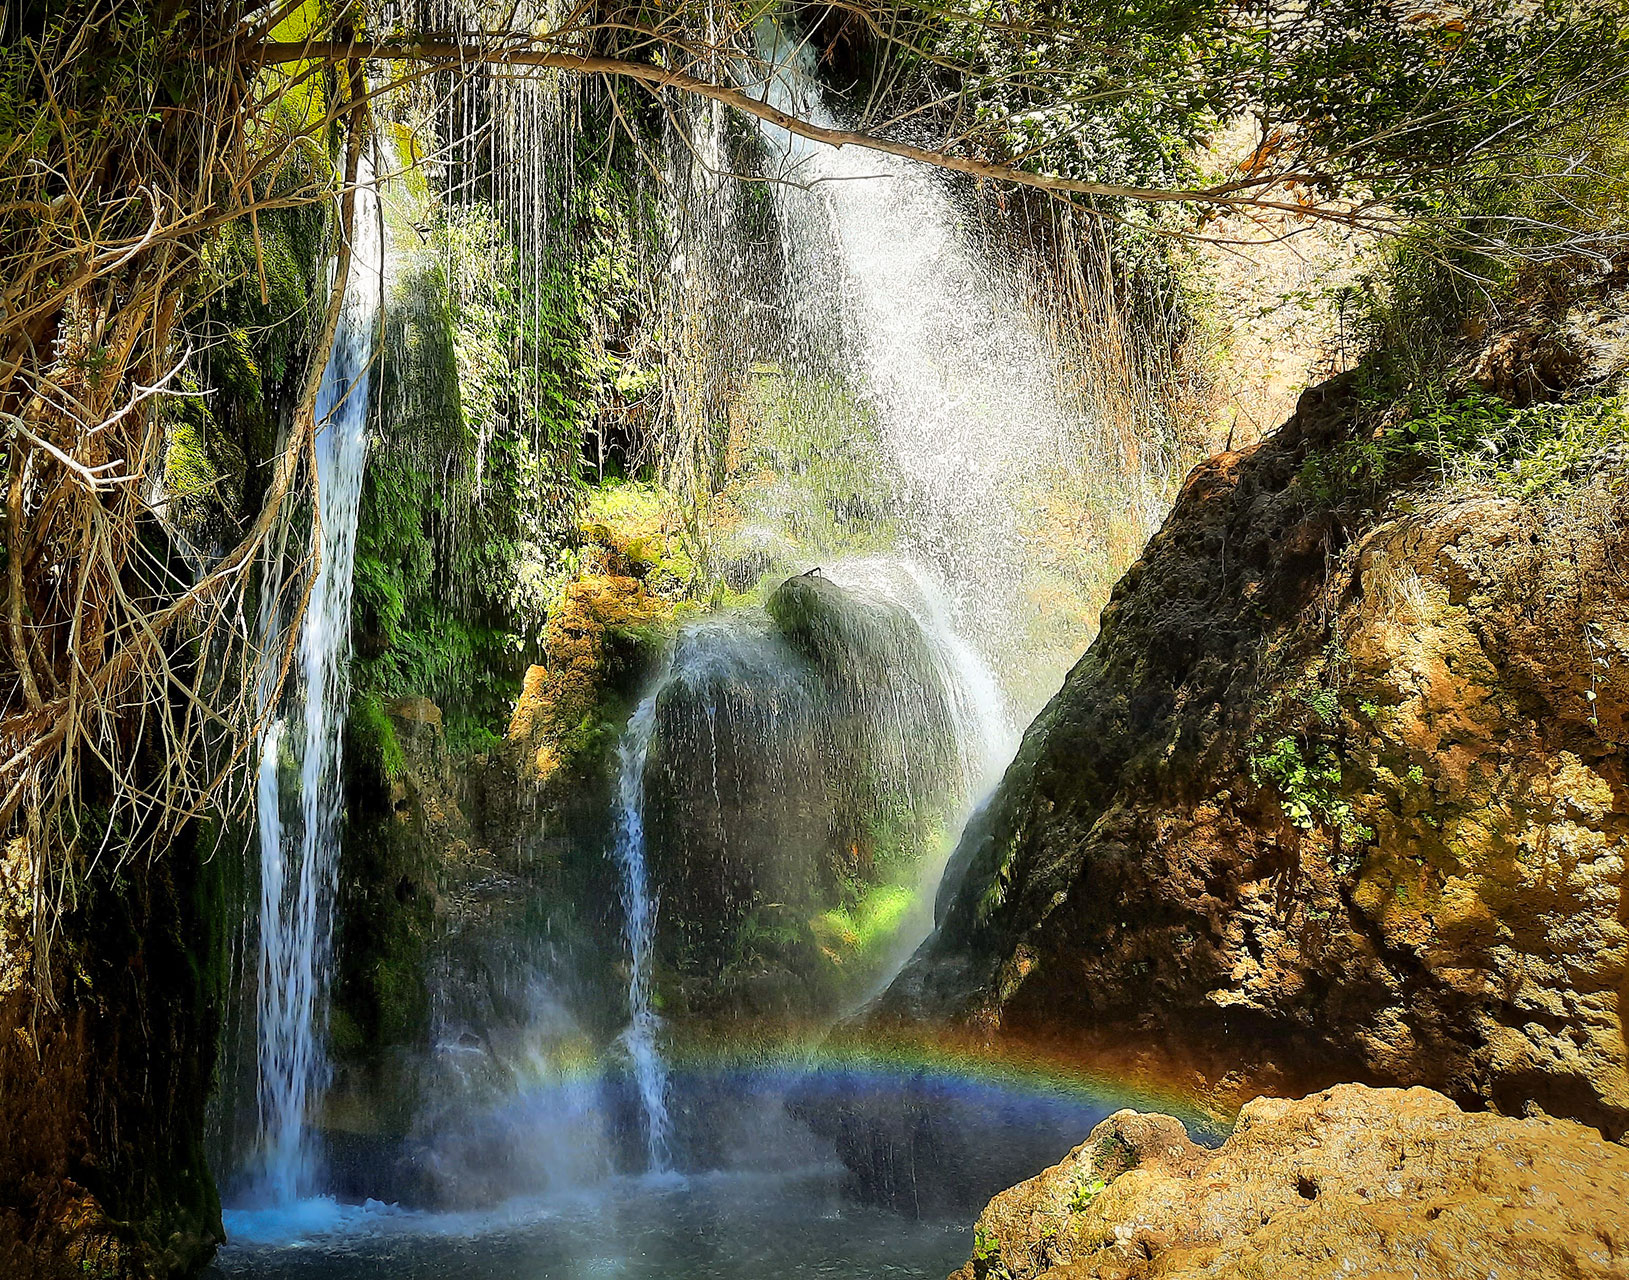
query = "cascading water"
xmin=213 ymin=19 xmax=1195 ymax=1276
xmin=609 ymin=692 xmax=675 ymax=1173
xmin=747 ymin=25 xmax=1097 ymax=712
xmin=618 ymin=568 xmax=1009 ymax=1031
xmin=251 ymin=163 xmax=383 ymax=1205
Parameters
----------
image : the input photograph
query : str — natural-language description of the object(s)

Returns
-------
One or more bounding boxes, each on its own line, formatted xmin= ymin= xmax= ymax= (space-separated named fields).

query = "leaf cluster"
xmin=1300 ymin=390 xmax=1629 ymax=507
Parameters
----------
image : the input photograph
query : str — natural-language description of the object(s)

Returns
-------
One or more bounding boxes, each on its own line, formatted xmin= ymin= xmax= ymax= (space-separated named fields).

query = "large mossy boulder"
xmin=879 ymin=359 xmax=1629 ymax=1137
xmin=640 ymin=572 xmax=971 ymax=1018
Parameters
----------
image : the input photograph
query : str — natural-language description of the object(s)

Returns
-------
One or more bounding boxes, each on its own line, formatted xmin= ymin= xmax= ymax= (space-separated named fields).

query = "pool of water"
xmin=211 ymin=1063 xmax=1148 ymax=1280
xmin=213 ymin=1169 xmax=969 ymax=1280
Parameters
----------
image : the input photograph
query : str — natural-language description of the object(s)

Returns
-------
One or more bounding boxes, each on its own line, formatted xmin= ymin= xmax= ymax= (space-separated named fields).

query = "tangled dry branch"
xmin=0 ymin=1 xmax=373 ymax=998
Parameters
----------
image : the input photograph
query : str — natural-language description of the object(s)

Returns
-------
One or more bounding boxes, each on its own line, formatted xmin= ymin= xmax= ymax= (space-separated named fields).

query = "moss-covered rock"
xmin=879 ymin=349 xmax=1629 ymax=1136
xmin=639 ymin=572 xmax=970 ymax=1019
xmin=508 ymin=567 xmax=673 ymax=803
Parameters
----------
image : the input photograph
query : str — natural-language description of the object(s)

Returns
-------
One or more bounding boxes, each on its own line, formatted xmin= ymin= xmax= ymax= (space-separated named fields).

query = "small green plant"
xmin=1585 ymin=621 xmax=1610 ymax=727
xmin=1249 ymin=734 xmax=1374 ymax=850
xmin=1296 ymin=683 xmax=1341 ymax=728
xmin=1070 ymin=1176 xmax=1110 ymax=1212
xmin=976 ymin=842 xmax=1018 ymax=924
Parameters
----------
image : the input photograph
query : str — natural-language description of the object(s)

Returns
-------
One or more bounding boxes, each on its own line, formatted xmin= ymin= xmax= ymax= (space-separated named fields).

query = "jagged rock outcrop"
xmin=880 ymin=364 xmax=1629 ymax=1136
xmin=953 ymin=1083 xmax=1629 ymax=1280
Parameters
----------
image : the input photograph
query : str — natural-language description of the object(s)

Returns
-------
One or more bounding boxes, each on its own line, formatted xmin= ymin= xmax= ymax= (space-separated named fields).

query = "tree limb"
xmin=247 ymin=38 xmax=1372 ymax=223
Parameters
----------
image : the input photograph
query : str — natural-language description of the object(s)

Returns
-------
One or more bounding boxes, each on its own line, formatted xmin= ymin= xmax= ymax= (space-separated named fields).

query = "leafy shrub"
xmin=1248 ymin=734 xmax=1373 ymax=854
xmin=1302 ymin=391 xmax=1627 ymax=506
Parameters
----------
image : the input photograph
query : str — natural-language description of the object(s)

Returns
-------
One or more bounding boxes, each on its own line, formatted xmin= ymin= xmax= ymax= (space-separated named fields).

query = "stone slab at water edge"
xmin=954 ymin=1083 xmax=1629 ymax=1280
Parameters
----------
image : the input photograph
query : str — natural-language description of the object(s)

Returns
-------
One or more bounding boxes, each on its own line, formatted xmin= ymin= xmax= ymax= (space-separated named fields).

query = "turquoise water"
xmin=213 ymin=1168 xmax=968 ymax=1279
xmin=211 ymin=1064 xmax=1134 ymax=1280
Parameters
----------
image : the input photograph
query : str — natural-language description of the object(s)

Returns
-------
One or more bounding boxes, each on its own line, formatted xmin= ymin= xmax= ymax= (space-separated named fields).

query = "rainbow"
xmin=645 ymin=1020 xmax=1233 ymax=1144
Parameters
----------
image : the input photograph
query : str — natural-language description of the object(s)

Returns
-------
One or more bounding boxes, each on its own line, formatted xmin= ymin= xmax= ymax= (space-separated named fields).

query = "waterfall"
xmin=822 ymin=557 xmax=1010 ymax=791
xmin=251 ymin=163 xmax=383 ymax=1205
xmin=609 ymin=691 xmax=675 ymax=1173
xmin=750 ymin=26 xmax=1090 ymax=712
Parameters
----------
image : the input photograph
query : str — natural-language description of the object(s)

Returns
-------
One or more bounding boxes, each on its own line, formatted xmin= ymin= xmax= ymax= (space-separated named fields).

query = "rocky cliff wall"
xmin=881 ymin=346 xmax=1629 ymax=1136
xmin=0 ymin=826 xmax=224 ymax=1278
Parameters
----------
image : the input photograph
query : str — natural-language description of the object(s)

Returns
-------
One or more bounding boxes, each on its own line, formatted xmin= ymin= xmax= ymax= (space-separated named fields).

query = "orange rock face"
xmin=507 ymin=570 xmax=668 ymax=789
xmin=880 ymin=368 xmax=1629 ymax=1138
xmin=955 ymin=1084 xmax=1629 ymax=1280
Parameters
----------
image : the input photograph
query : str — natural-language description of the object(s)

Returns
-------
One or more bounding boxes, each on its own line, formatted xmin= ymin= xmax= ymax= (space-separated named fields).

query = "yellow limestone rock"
xmin=954 ymin=1083 xmax=1629 ymax=1280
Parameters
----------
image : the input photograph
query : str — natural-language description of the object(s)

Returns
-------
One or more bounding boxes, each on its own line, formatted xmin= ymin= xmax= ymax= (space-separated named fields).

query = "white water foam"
xmin=751 ymin=24 xmax=1087 ymax=713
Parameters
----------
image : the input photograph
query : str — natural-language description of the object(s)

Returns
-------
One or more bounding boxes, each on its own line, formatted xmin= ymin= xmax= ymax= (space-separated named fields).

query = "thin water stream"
xmin=609 ymin=692 xmax=675 ymax=1172
xmin=251 ymin=163 xmax=384 ymax=1206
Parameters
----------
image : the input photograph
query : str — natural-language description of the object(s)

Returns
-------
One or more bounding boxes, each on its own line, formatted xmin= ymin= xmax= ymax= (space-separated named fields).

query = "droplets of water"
xmin=251 ymin=158 xmax=384 ymax=1206
xmin=748 ymin=24 xmax=1097 ymax=711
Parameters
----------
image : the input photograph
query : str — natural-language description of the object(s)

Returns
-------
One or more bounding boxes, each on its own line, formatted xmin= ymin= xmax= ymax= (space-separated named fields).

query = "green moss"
xmin=583 ymin=477 xmax=699 ymax=587
xmin=706 ymin=365 xmax=897 ymax=581
xmin=349 ymin=693 xmax=407 ymax=782
xmin=813 ymin=885 xmax=913 ymax=964
xmin=1302 ymin=390 xmax=1628 ymax=507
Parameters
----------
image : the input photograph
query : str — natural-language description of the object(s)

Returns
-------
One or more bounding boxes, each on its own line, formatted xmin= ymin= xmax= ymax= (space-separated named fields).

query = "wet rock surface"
xmin=881 ymin=364 xmax=1629 ymax=1135
xmin=953 ymin=1083 xmax=1629 ymax=1280
xmin=643 ymin=572 xmax=968 ymax=1013
xmin=0 ymin=828 xmax=223 ymax=1279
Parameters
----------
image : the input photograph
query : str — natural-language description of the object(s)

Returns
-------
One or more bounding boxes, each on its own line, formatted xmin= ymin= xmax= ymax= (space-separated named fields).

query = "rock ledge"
xmin=955 ymin=1083 xmax=1629 ymax=1280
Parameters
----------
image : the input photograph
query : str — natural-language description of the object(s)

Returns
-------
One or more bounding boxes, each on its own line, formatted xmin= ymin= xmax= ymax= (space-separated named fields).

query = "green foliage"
xmin=732 ymin=908 xmax=808 ymax=967
xmin=853 ymin=0 xmax=1627 ymax=228
xmin=1301 ymin=390 xmax=1628 ymax=507
xmin=863 ymin=803 xmax=945 ymax=886
xmin=1248 ymin=734 xmax=1373 ymax=854
xmin=582 ymin=478 xmax=699 ymax=589
xmin=0 ymin=6 xmax=203 ymax=177
xmin=348 ymin=693 xmax=407 ymax=782
xmin=729 ymin=365 xmax=894 ymax=552
xmin=1069 ymin=1176 xmax=1110 ymax=1213
xmin=351 ymin=247 xmax=522 ymax=747
xmin=156 ymin=149 xmax=331 ymax=544
xmin=161 ymin=389 xmax=237 ymax=541
xmin=812 ymin=885 xmax=914 ymax=965
xmin=351 ymin=129 xmax=667 ymax=749
xmin=976 ymin=836 xmax=1020 ymax=924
